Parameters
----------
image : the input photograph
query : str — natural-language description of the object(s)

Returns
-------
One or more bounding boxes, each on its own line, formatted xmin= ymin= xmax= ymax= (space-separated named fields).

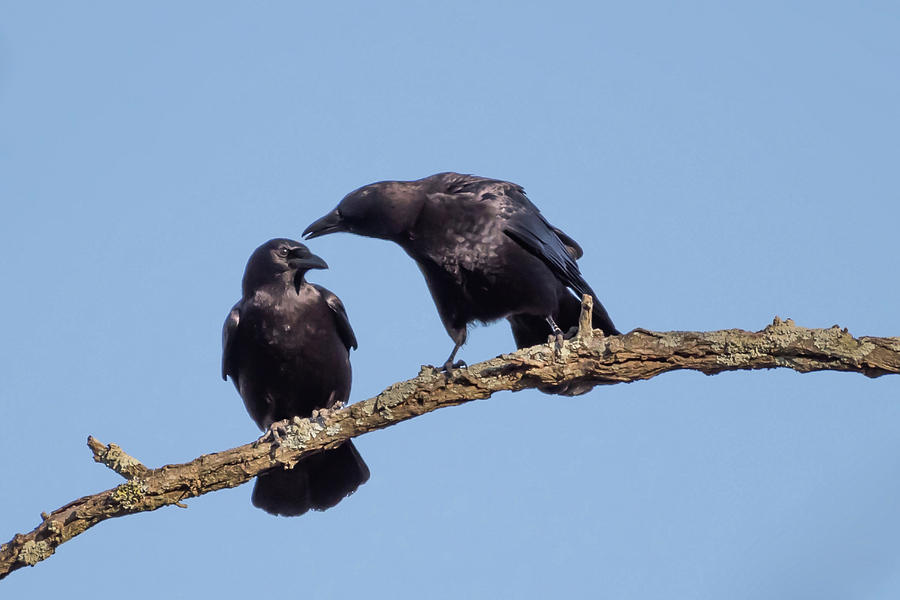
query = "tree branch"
xmin=2 ymin=308 xmax=897 ymax=580
xmin=87 ymin=436 xmax=150 ymax=480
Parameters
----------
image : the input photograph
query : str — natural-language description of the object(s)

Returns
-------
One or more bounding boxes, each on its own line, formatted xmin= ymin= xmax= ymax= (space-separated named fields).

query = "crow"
xmin=303 ymin=172 xmax=619 ymax=371
xmin=222 ymin=238 xmax=369 ymax=516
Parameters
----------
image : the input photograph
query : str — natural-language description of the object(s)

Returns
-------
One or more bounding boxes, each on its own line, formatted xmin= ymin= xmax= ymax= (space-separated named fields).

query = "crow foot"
xmin=256 ymin=418 xmax=294 ymax=448
xmin=545 ymin=316 xmax=566 ymax=355
xmin=311 ymin=404 xmax=342 ymax=422
xmin=547 ymin=332 xmax=565 ymax=353
xmin=442 ymin=359 xmax=467 ymax=374
xmin=439 ymin=341 xmax=466 ymax=374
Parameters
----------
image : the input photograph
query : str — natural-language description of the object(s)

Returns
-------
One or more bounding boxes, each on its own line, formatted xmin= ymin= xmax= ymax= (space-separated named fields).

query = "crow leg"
xmin=437 ymin=326 xmax=468 ymax=372
xmin=546 ymin=316 xmax=565 ymax=351
xmin=442 ymin=342 xmax=467 ymax=372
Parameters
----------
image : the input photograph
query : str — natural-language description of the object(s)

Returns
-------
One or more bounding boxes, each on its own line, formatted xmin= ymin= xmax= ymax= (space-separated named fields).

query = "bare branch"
xmin=2 ymin=312 xmax=898 ymax=580
xmin=577 ymin=294 xmax=594 ymax=340
xmin=87 ymin=436 xmax=150 ymax=480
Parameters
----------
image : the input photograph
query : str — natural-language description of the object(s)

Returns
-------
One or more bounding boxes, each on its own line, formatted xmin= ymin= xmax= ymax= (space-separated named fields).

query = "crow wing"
xmin=314 ymin=285 xmax=358 ymax=351
xmin=221 ymin=303 xmax=241 ymax=381
xmin=433 ymin=172 xmax=595 ymax=297
xmin=495 ymin=184 xmax=597 ymax=301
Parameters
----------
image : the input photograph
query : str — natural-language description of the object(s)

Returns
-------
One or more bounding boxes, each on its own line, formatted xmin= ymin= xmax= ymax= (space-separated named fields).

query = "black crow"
xmin=303 ymin=172 xmax=619 ymax=370
xmin=222 ymin=238 xmax=369 ymax=516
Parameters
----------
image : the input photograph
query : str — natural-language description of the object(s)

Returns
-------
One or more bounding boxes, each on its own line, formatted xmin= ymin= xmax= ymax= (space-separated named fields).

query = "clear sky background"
xmin=2 ymin=2 xmax=899 ymax=598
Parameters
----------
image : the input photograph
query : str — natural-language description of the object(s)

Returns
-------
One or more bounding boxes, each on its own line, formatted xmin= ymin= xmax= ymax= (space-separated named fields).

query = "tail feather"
xmin=251 ymin=441 xmax=369 ymax=517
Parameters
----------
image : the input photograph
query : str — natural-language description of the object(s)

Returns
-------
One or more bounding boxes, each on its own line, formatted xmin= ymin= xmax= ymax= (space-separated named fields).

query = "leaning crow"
xmin=222 ymin=238 xmax=369 ymax=516
xmin=304 ymin=172 xmax=619 ymax=371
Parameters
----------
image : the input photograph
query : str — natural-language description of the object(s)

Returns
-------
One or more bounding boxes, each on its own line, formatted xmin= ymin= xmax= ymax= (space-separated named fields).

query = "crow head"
xmin=303 ymin=180 xmax=424 ymax=242
xmin=242 ymin=238 xmax=327 ymax=295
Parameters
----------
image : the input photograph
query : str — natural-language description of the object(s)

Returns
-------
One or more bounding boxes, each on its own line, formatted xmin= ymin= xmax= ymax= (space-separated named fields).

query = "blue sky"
xmin=2 ymin=2 xmax=898 ymax=598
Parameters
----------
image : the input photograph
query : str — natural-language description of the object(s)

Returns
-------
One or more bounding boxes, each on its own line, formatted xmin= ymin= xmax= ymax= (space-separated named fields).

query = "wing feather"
xmin=315 ymin=285 xmax=358 ymax=351
xmin=221 ymin=304 xmax=241 ymax=381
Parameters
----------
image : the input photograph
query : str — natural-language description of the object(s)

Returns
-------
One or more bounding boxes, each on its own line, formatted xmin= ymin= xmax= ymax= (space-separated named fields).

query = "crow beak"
xmin=288 ymin=250 xmax=328 ymax=271
xmin=303 ymin=209 xmax=345 ymax=240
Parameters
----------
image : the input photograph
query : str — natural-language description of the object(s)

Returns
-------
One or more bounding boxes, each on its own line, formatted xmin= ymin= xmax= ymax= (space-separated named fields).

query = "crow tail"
xmin=251 ymin=441 xmax=370 ymax=517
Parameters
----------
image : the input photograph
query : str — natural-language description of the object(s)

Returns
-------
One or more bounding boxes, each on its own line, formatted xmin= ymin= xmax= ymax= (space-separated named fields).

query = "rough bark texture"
xmin=2 ymin=314 xmax=898 ymax=580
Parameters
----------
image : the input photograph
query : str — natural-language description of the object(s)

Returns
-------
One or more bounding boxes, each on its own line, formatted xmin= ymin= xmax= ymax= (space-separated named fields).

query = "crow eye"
xmin=278 ymin=247 xmax=289 ymax=257
xmin=336 ymin=208 xmax=343 ymax=218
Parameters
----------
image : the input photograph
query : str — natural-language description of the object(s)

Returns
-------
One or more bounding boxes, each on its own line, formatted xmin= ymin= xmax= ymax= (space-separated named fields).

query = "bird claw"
xmin=441 ymin=359 xmax=467 ymax=374
xmin=310 ymin=399 xmax=346 ymax=423
xmin=547 ymin=332 xmax=565 ymax=352
xmin=310 ymin=407 xmax=331 ymax=422
xmin=257 ymin=418 xmax=292 ymax=448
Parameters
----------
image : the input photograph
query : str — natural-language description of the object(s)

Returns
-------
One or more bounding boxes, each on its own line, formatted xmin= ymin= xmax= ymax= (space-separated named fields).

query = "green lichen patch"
xmin=111 ymin=479 xmax=146 ymax=509
xmin=18 ymin=540 xmax=53 ymax=566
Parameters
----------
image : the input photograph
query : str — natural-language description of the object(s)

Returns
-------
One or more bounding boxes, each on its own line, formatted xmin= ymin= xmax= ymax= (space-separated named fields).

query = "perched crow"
xmin=222 ymin=238 xmax=369 ymax=516
xmin=303 ymin=172 xmax=619 ymax=370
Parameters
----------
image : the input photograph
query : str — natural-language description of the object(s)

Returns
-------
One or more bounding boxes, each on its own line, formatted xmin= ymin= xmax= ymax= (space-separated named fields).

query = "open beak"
xmin=303 ymin=209 xmax=345 ymax=240
xmin=288 ymin=249 xmax=328 ymax=271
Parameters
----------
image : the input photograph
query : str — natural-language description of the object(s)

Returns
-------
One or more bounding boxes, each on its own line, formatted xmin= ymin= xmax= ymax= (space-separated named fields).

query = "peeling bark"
xmin=1 ymin=311 xmax=897 ymax=580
